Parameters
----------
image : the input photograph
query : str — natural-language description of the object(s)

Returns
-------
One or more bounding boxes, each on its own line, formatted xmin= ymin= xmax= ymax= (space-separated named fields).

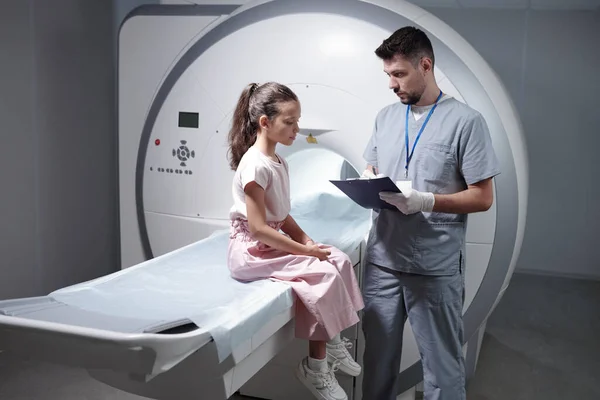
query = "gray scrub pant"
xmin=361 ymin=262 xmax=466 ymax=400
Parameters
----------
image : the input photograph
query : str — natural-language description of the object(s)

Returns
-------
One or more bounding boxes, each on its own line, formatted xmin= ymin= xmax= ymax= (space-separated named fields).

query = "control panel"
xmin=148 ymin=111 xmax=199 ymax=176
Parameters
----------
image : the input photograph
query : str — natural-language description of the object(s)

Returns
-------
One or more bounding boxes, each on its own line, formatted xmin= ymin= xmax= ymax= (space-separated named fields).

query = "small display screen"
xmin=178 ymin=112 xmax=199 ymax=128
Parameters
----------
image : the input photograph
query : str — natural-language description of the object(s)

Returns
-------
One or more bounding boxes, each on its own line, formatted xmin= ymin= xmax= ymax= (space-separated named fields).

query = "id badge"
xmin=395 ymin=180 xmax=413 ymax=193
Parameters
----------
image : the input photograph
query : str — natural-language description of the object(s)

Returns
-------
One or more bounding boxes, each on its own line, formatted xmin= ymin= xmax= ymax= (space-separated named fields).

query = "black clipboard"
xmin=329 ymin=177 xmax=401 ymax=210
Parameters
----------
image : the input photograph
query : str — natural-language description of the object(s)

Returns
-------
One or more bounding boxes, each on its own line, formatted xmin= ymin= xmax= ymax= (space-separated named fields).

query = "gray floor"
xmin=0 ymin=272 xmax=599 ymax=400
xmin=466 ymin=272 xmax=600 ymax=400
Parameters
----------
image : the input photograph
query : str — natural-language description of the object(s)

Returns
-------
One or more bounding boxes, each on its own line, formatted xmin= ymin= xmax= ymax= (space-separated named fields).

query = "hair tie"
xmin=250 ymin=83 xmax=259 ymax=95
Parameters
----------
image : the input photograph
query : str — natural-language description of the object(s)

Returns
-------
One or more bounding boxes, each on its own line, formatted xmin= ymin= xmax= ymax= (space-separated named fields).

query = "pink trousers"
xmin=227 ymin=219 xmax=364 ymax=341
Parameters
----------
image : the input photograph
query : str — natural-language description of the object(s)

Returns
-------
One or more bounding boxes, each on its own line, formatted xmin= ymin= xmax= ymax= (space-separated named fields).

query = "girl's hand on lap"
xmin=304 ymin=243 xmax=331 ymax=261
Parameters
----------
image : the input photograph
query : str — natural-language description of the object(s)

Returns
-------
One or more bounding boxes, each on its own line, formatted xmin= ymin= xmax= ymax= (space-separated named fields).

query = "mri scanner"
xmin=0 ymin=0 xmax=528 ymax=399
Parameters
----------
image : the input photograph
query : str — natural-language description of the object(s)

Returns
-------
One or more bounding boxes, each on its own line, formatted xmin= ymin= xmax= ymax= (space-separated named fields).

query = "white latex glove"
xmin=360 ymin=169 xmax=385 ymax=179
xmin=379 ymin=188 xmax=435 ymax=214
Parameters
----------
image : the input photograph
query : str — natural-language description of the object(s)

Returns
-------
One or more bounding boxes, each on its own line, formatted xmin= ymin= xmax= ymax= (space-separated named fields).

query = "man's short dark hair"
xmin=375 ymin=26 xmax=435 ymax=67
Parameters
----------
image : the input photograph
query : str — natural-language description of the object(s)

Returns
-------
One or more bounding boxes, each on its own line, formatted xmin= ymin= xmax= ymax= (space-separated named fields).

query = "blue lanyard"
xmin=404 ymin=90 xmax=443 ymax=177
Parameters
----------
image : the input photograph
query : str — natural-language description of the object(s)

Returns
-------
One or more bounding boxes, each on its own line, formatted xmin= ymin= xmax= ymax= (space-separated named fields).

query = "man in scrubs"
xmin=360 ymin=26 xmax=500 ymax=400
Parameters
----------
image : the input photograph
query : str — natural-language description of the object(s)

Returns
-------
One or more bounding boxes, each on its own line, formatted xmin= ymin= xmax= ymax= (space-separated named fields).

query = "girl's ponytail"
xmin=228 ymin=83 xmax=258 ymax=170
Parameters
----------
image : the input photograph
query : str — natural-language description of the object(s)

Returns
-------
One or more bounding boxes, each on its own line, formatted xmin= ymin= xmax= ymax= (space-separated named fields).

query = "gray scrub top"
xmin=362 ymin=95 xmax=501 ymax=276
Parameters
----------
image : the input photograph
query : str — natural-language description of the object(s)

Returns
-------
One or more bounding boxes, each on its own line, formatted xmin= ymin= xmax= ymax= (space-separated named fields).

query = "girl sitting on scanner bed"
xmin=226 ymin=82 xmax=364 ymax=400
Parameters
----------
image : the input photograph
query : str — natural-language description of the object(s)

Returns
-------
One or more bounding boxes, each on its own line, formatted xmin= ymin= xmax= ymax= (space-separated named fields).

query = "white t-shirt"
xmin=411 ymin=94 xmax=451 ymax=121
xmin=229 ymin=146 xmax=291 ymax=223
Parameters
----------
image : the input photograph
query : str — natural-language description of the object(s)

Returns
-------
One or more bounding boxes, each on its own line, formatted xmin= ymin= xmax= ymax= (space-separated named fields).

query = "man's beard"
xmin=394 ymin=88 xmax=422 ymax=105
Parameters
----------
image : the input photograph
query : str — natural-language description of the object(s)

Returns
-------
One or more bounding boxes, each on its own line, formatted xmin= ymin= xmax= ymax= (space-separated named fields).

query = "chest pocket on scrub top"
xmin=415 ymin=142 xmax=454 ymax=186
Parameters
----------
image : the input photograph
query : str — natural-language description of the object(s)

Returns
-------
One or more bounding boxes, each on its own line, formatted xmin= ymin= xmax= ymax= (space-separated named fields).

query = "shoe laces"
xmin=320 ymin=360 xmax=341 ymax=390
xmin=337 ymin=337 xmax=353 ymax=358
xmin=341 ymin=337 xmax=353 ymax=350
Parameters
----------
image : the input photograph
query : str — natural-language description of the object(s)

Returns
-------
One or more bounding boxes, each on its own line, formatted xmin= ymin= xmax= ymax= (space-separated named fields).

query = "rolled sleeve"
xmin=459 ymin=112 xmax=501 ymax=185
xmin=240 ymin=163 xmax=270 ymax=190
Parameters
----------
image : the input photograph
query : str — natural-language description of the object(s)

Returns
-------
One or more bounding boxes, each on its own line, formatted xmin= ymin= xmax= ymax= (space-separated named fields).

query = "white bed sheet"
xmin=50 ymin=191 xmax=371 ymax=368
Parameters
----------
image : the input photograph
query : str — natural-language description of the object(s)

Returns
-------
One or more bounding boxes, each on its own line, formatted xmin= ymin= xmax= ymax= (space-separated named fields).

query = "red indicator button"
xmin=155 ymin=139 xmax=161 ymax=146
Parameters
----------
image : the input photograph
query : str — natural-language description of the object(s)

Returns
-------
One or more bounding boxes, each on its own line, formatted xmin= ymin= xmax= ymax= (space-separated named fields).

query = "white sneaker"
xmin=326 ymin=337 xmax=362 ymax=376
xmin=296 ymin=357 xmax=348 ymax=400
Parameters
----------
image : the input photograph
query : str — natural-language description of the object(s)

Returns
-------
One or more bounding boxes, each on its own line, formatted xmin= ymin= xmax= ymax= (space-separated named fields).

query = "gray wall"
xmin=0 ymin=0 xmax=116 ymax=299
